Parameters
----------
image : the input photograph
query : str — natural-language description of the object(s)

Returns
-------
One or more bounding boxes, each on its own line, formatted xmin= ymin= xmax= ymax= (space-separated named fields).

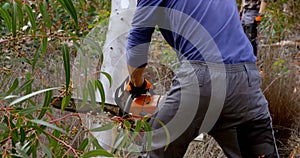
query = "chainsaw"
xmin=52 ymin=76 xmax=163 ymax=118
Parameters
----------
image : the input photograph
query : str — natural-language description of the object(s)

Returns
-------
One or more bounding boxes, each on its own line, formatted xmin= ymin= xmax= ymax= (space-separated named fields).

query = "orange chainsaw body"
xmin=128 ymin=95 xmax=163 ymax=116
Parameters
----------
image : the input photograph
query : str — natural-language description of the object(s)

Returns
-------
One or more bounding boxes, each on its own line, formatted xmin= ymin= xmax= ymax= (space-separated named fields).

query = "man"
xmin=240 ymin=0 xmax=268 ymax=56
xmin=126 ymin=0 xmax=278 ymax=157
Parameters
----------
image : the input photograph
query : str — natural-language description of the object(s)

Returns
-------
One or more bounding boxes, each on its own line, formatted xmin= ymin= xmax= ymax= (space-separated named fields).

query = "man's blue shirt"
xmin=127 ymin=0 xmax=256 ymax=67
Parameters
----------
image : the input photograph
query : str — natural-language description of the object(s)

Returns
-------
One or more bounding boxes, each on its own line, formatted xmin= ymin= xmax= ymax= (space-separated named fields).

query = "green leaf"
xmin=153 ymin=118 xmax=170 ymax=151
xmin=30 ymin=119 xmax=67 ymax=134
xmin=141 ymin=120 xmax=152 ymax=151
xmin=61 ymin=94 xmax=72 ymax=111
xmin=129 ymin=120 xmax=142 ymax=143
xmin=24 ymin=4 xmax=37 ymax=34
xmin=12 ymin=1 xmax=17 ymax=37
xmin=42 ymin=37 xmax=48 ymax=57
xmin=15 ymin=0 xmax=23 ymax=28
xmin=15 ymin=78 xmax=34 ymax=94
xmin=82 ymin=149 xmax=114 ymax=158
xmin=101 ymin=72 xmax=112 ymax=88
xmin=90 ymin=136 xmax=103 ymax=149
xmin=20 ymin=127 xmax=26 ymax=144
xmin=6 ymin=78 xmax=19 ymax=95
xmin=88 ymin=80 xmax=96 ymax=109
xmin=19 ymin=105 xmax=42 ymax=116
xmin=90 ymin=123 xmax=114 ymax=132
xmin=0 ymin=123 xmax=10 ymax=132
xmin=32 ymin=46 xmax=40 ymax=73
xmin=38 ymin=90 xmax=53 ymax=119
xmin=62 ymin=44 xmax=70 ymax=92
xmin=94 ymin=80 xmax=105 ymax=110
xmin=10 ymin=87 xmax=60 ymax=106
xmin=39 ymin=1 xmax=51 ymax=28
xmin=16 ymin=148 xmax=30 ymax=158
xmin=78 ymin=138 xmax=89 ymax=151
xmin=58 ymin=0 xmax=78 ymax=29
xmin=0 ymin=8 xmax=12 ymax=32
xmin=41 ymin=143 xmax=53 ymax=158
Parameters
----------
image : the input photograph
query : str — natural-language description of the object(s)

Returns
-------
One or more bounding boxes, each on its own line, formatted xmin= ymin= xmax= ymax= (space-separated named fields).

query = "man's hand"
xmin=127 ymin=79 xmax=153 ymax=98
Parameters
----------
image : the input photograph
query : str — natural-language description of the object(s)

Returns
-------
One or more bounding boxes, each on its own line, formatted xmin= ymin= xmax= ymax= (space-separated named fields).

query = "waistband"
xmin=180 ymin=61 xmax=258 ymax=72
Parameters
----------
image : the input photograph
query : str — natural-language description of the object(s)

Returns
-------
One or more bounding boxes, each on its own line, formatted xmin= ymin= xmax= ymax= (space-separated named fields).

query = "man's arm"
xmin=127 ymin=65 xmax=145 ymax=87
xmin=240 ymin=0 xmax=245 ymax=13
xmin=259 ymin=1 xmax=267 ymax=14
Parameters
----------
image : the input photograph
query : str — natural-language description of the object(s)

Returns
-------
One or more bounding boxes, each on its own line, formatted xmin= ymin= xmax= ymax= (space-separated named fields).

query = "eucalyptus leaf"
xmin=100 ymin=72 xmax=112 ymax=88
xmin=24 ymin=4 xmax=37 ymax=34
xmin=10 ymin=87 xmax=60 ymax=106
xmin=41 ymin=143 xmax=53 ymax=158
xmin=88 ymin=80 xmax=96 ymax=109
xmin=6 ymin=78 xmax=19 ymax=95
xmin=95 ymin=80 xmax=105 ymax=110
xmin=82 ymin=149 xmax=114 ymax=158
xmin=0 ymin=123 xmax=9 ymax=132
xmin=19 ymin=105 xmax=42 ymax=116
xmin=0 ymin=8 xmax=12 ymax=32
xmin=62 ymin=44 xmax=70 ymax=92
xmin=30 ymin=119 xmax=67 ymax=134
xmin=90 ymin=123 xmax=115 ymax=132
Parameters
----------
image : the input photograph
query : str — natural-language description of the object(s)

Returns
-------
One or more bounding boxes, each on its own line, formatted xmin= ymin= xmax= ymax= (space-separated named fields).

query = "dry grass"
xmin=259 ymin=45 xmax=300 ymax=157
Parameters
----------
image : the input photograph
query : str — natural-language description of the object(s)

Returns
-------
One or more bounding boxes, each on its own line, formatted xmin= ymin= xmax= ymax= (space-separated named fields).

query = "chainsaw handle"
xmin=124 ymin=94 xmax=133 ymax=114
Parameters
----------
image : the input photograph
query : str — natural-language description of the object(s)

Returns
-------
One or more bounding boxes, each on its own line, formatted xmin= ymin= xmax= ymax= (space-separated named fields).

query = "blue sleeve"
xmin=126 ymin=0 xmax=164 ymax=68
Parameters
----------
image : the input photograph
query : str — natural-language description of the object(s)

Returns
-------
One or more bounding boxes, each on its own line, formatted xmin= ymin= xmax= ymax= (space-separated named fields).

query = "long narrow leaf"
xmin=41 ymin=143 xmax=53 ymax=158
xmin=88 ymin=80 xmax=96 ymax=108
xmin=15 ymin=78 xmax=34 ymax=94
xmin=32 ymin=46 xmax=41 ymax=73
xmin=90 ymin=123 xmax=114 ymax=132
xmin=95 ymin=80 xmax=105 ymax=110
xmin=61 ymin=94 xmax=71 ymax=111
xmin=82 ymin=149 xmax=114 ymax=158
xmin=153 ymin=118 xmax=170 ymax=151
xmin=42 ymin=37 xmax=48 ymax=57
xmin=90 ymin=136 xmax=103 ymax=149
xmin=141 ymin=120 xmax=152 ymax=151
xmin=15 ymin=0 xmax=23 ymax=28
xmin=24 ymin=4 xmax=37 ymax=34
xmin=16 ymin=148 xmax=30 ymax=158
xmin=0 ymin=8 xmax=12 ymax=32
xmin=38 ymin=90 xmax=53 ymax=119
xmin=62 ymin=44 xmax=70 ymax=92
xmin=19 ymin=105 xmax=42 ymax=116
xmin=6 ymin=78 xmax=19 ymax=95
xmin=78 ymin=138 xmax=89 ymax=151
xmin=39 ymin=1 xmax=51 ymax=29
xmin=128 ymin=120 xmax=142 ymax=144
xmin=10 ymin=87 xmax=60 ymax=106
xmin=12 ymin=1 xmax=17 ymax=37
xmin=0 ymin=123 xmax=10 ymax=132
xmin=58 ymin=0 xmax=78 ymax=28
xmin=30 ymin=119 xmax=67 ymax=134
xmin=101 ymin=72 xmax=112 ymax=87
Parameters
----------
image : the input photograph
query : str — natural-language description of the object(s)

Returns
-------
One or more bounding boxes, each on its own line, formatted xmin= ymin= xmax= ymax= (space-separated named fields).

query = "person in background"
xmin=126 ymin=0 xmax=278 ymax=157
xmin=240 ymin=0 xmax=268 ymax=57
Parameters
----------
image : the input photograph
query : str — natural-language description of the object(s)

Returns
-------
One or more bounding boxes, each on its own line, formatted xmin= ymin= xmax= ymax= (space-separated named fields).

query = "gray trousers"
xmin=146 ymin=61 xmax=279 ymax=158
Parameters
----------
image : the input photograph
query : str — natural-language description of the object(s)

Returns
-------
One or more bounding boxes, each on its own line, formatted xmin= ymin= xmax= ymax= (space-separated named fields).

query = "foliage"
xmin=0 ymin=0 xmax=134 ymax=157
xmin=260 ymin=0 xmax=300 ymax=43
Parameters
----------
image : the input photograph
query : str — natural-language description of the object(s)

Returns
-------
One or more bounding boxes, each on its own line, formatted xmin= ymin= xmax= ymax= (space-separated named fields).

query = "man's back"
xmin=127 ymin=0 xmax=256 ymax=66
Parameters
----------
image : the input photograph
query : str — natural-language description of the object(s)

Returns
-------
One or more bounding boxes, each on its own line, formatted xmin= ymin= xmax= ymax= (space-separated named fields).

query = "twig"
xmin=45 ymin=130 xmax=79 ymax=157
xmin=263 ymin=70 xmax=290 ymax=93
xmin=49 ymin=113 xmax=81 ymax=124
